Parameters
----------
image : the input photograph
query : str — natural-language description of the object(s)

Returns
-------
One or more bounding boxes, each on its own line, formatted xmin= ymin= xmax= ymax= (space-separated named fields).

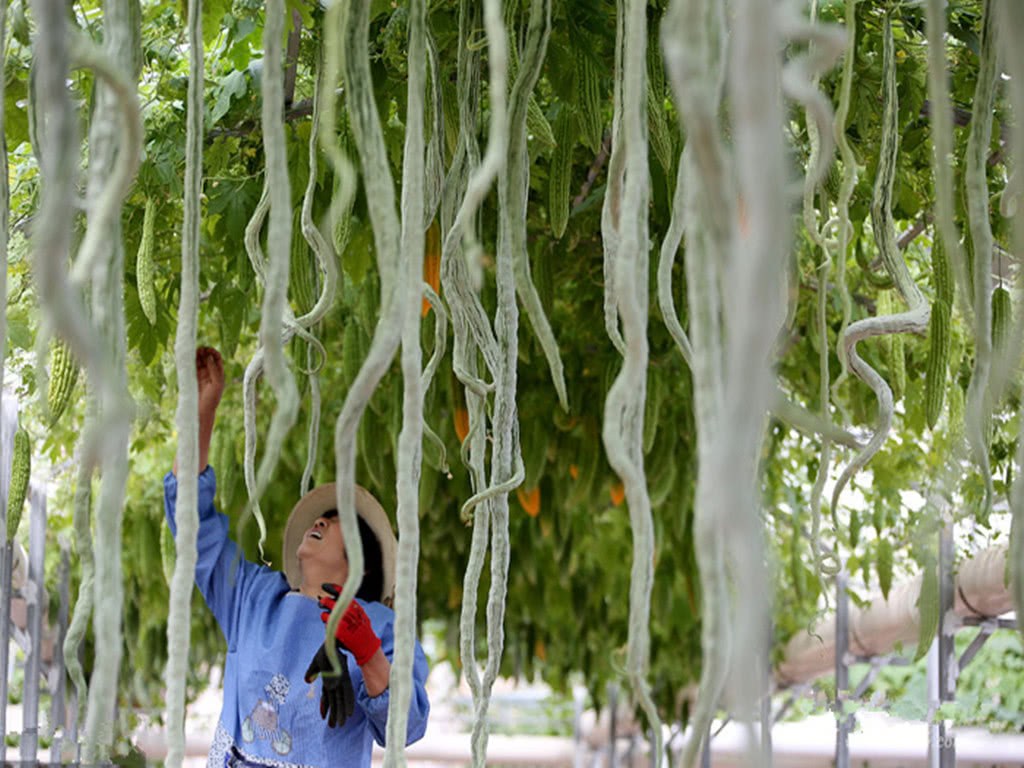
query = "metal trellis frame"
xmin=832 ymin=519 xmax=1019 ymax=768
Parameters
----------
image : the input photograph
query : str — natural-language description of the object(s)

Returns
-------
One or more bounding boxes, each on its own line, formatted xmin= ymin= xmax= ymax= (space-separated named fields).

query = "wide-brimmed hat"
xmin=282 ymin=483 xmax=397 ymax=606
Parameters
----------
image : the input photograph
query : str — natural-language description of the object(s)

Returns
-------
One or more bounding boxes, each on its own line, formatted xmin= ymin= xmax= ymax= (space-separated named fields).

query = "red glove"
xmin=319 ymin=583 xmax=382 ymax=666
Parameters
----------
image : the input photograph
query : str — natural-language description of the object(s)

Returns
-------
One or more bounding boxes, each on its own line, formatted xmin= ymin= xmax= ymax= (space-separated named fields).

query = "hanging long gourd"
xmin=297 ymin=45 xmax=339 ymax=496
xmin=240 ymin=41 xmax=334 ymax=555
xmin=964 ymin=0 xmax=1000 ymax=517
xmin=831 ymin=12 xmax=929 ymax=519
xmin=601 ymin=0 xmax=661 ymax=751
xmin=662 ymin=1 xmax=732 ymax=763
xmin=441 ymin=0 xmax=503 ymax=400
xmin=718 ymin=0 xmax=805 ymax=754
xmin=250 ymin=0 xmax=299 ymax=524
xmin=455 ymin=4 xmax=544 ymax=763
xmin=655 ymin=143 xmax=694 ymax=368
xmin=67 ymin=0 xmax=143 ymax=757
xmin=63 ymin=403 xmax=96 ymax=738
xmin=438 ymin=0 xmax=495 ymax=747
xmin=26 ymin=2 xmax=105 ymax=750
xmin=999 ymin=0 xmax=1024 ymax=646
xmin=509 ymin=12 xmax=568 ymax=411
xmin=382 ymin=0 xmax=427 ymax=761
xmin=164 ymin=0 xmax=203 ymax=758
xmin=323 ymin=0 xmax=416 ymax=679
xmin=600 ymin=2 xmax=627 ymax=359
xmin=795 ymin=0 xmax=845 ymax=588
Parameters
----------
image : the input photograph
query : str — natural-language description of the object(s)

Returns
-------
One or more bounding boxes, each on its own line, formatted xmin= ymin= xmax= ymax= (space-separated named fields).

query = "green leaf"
xmin=6 ymin=316 xmax=31 ymax=351
xmin=210 ymin=69 xmax=248 ymax=125
xmin=201 ymin=0 xmax=232 ymax=45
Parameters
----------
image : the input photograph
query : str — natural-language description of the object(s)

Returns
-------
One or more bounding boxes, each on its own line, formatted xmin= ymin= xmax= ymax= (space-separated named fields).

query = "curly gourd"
xmin=250 ymin=0 xmax=299 ymax=540
xmin=831 ymin=13 xmax=929 ymax=519
xmin=830 ymin=0 xmax=860 ymax=398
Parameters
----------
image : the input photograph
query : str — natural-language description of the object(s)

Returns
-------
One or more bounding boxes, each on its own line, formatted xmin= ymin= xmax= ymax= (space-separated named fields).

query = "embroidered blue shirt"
xmin=164 ymin=467 xmax=430 ymax=767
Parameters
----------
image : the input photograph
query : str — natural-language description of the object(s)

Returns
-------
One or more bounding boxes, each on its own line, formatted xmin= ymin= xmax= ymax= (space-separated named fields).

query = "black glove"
xmin=303 ymin=643 xmax=356 ymax=728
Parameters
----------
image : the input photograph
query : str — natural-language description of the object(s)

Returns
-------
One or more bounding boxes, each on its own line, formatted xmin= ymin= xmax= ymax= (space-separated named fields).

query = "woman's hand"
xmin=173 ymin=346 xmax=226 ymax=476
xmin=196 ymin=347 xmax=225 ymax=421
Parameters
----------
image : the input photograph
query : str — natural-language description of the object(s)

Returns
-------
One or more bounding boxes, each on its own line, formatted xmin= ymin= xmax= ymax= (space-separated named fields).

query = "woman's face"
xmin=295 ymin=514 xmax=349 ymax=583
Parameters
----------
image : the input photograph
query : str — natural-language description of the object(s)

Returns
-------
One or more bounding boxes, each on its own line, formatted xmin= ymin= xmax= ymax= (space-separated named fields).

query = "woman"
xmin=164 ymin=347 xmax=429 ymax=766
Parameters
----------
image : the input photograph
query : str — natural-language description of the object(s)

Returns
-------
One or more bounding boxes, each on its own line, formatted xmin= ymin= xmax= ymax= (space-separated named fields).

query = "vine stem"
xmin=722 ymin=0 xmax=790 ymax=756
xmin=164 ymin=0 xmax=202 ymax=759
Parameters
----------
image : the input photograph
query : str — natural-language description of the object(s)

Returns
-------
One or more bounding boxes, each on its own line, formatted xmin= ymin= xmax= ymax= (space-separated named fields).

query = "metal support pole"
xmin=0 ymin=397 xmax=18 ymax=756
xmin=49 ymin=543 xmax=71 ymax=759
xmin=20 ymin=489 xmax=45 ymax=762
xmin=608 ymin=683 xmax=618 ymax=767
xmin=927 ymin=638 xmax=939 ymax=768
xmin=0 ymin=539 xmax=11 ymax=750
xmin=760 ymin=632 xmax=772 ymax=762
xmin=573 ymin=687 xmax=585 ymax=768
xmin=937 ymin=521 xmax=956 ymax=768
xmin=701 ymin=722 xmax=711 ymax=768
xmin=835 ymin=569 xmax=851 ymax=768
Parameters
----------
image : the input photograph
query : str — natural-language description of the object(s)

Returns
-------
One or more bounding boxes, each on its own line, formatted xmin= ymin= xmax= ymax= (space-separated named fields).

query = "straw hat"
xmin=282 ymin=483 xmax=397 ymax=606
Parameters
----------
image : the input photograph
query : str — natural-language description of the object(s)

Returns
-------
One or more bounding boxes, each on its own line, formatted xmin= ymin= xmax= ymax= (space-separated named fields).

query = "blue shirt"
xmin=163 ymin=468 xmax=430 ymax=767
